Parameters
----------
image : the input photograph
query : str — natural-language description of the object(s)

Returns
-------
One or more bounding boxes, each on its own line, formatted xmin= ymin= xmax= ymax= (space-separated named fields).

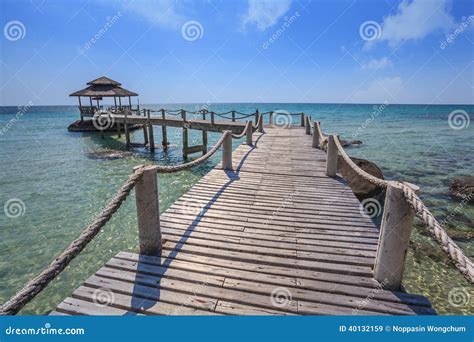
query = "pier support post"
xmin=312 ymin=121 xmax=320 ymax=148
xmin=135 ymin=166 xmax=162 ymax=256
xmin=231 ymin=110 xmax=236 ymax=122
xmin=161 ymin=109 xmax=168 ymax=150
xmin=300 ymin=113 xmax=305 ymax=127
xmin=326 ymin=135 xmax=338 ymax=177
xmin=124 ymin=111 xmax=130 ymax=147
xmin=211 ymin=112 xmax=215 ymax=125
xmin=182 ymin=110 xmax=189 ymax=159
xmin=147 ymin=110 xmax=155 ymax=152
xmin=222 ymin=131 xmax=232 ymax=170
xmin=269 ymin=111 xmax=273 ymax=125
xmin=117 ymin=122 xmax=121 ymax=138
xmin=143 ymin=125 xmax=148 ymax=146
xmin=258 ymin=112 xmax=264 ymax=133
xmin=305 ymin=116 xmax=311 ymax=135
xmin=374 ymin=182 xmax=419 ymax=290
xmin=246 ymin=121 xmax=253 ymax=146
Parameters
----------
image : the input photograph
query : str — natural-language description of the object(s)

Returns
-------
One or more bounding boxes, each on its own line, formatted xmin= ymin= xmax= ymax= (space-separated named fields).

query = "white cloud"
xmin=376 ymin=0 xmax=455 ymax=47
xmin=362 ymin=57 xmax=392 ymax=70
xmin=242 ymin=0 xmax=292 ymax=31
xmin=351 ymin=76 xmax=403 ymax=103
xmin=118 ymin=0 xmax=185 ymax=29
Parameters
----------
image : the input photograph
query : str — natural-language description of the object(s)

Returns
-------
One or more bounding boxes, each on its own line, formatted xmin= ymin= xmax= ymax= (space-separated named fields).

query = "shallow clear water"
xmin=0 ymin=104 xmax=472 ymax=315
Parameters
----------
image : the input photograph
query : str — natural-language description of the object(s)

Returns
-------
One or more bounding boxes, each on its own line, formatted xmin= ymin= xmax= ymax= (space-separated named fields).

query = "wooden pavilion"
xmin=69 ymin=76 xmax=140 ymax=121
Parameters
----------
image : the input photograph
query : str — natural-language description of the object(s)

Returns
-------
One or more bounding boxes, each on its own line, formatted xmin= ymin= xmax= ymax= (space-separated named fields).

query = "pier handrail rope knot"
xmin=316 ymin=119 xmax=473 ymax=283
xmin=0 ymin=125 xmax=247 ymax=315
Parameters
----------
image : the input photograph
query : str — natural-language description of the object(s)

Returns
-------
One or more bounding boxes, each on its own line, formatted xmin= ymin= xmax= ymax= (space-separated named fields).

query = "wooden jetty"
xmin=52 ymin=124 xmax=436 ymax=316
xmin=3 ymin=109 xmax=470 ymax=317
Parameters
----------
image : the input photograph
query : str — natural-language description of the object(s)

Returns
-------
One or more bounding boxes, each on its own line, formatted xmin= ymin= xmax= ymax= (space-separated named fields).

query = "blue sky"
xmin=0 ymin=0 xmax=473 ymax=105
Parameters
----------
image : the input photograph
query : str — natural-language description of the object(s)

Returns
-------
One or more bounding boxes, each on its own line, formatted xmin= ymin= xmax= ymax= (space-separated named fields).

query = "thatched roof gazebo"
xmin=70 ymin=76 xmax=139 ymax=120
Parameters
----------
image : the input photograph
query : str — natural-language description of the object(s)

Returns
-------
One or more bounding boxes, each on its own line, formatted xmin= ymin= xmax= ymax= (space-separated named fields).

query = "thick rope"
xmin=0 ymin=169 xmax=145 ymax=316
xmin=150 ymin=131 xmax=230 ymax=173
xmin=400 ymin=184 xmax=474 ymax=283
xmin=330 ymin=133 xmax=473 ymax=283
xmin=232 ymin=121 xmax=252 ymax=139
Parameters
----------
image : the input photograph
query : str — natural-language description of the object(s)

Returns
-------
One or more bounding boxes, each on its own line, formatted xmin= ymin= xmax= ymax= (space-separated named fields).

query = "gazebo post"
xmin=128 ymin=96 xmax=132 ymax=113
xmin=89 ymin=97 xmax=93 ymax=109
xmin=119 ymin=97 xmax=122 ymax=110
xmin=114 ymin=97 xmax=117 ymax=111
xmin=78 ymin=97 xmax=83 ymax=121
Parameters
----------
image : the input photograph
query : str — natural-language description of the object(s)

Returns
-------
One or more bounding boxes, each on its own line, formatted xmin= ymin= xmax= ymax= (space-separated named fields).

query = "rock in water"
xmin=450 ymin=176 xmax=474 ymax=203
xmin=337 ymin=156 xmax=384 ymax=199
xmin=86 ymin=149 xmax=132 ymax=160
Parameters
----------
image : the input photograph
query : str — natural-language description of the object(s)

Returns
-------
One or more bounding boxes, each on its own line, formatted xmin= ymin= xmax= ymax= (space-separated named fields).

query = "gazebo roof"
xmin=87 ymin=76 xmax=121 ymax=86
xmin=69 ymin=76 xmax=138 ymax=97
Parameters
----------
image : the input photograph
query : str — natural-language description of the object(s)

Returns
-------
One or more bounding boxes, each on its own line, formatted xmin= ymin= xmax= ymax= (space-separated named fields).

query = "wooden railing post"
xmin=374 ymin=182 xmax=420 ymax=290
xmin=161 ymin=109 xmax=168 ymax=150
xmin=312 ymin=121 xmax=320 ymax=148
xmin=305 ymin=116 xmax=311 ymax=135
xmin=326 ymin=135 xmax=338 ymax=177
xmin=211 ymin=112 xmax=215 ymax=125
xmin=300 ymin=113 xmax=305 ymax=127
xmin=258 ymin=112 xmax=264 ymax=133
xmin=231 ymin=110 xmax=236 ymax=122
xmin=147 ymin=110 xmax=155 ymax=152
xmin=269 ymin=111 xmax=273 ymax=125
xmin=222 ymin=131 xmax=232 ymax=170
xmin=135 ymin=166 xmax=162 ymax=256
xmin=124 ymin=110 xmax=130 ymax=147
xmin=202 ymin=111 xmax=208 ymax=155
xmin=246 ymin=121 xmax=253 ymax=146
xmin=182 ymin=110 xmax=188 ymax=159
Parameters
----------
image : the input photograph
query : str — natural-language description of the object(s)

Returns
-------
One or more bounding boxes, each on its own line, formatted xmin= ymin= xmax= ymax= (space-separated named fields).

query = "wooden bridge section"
xmin=53 ymin=126 xmax=435 ymax=316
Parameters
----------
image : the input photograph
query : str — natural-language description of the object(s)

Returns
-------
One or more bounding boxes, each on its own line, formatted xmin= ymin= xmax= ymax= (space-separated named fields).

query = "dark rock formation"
xmin=337 ymin=156 xmax=384 ymax=199
xmin=450 ymin=176 xmax=474 ymax=203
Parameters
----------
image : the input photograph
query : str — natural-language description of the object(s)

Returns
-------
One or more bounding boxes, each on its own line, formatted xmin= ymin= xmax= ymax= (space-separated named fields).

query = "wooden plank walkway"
xmin=53 ymin=126 xmax=435 ymax=316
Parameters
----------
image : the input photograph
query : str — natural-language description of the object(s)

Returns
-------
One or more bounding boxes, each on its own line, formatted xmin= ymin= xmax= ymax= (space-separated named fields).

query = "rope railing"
xmin=232 ymin=121 xmax=252 ymax=139
xmin=0 ymin=169 xmax=146 ymax=316
xmin=0 ymin=127 xmax=243 ymax=315
xmin=318 ymin=124 xmax=473 ymax=284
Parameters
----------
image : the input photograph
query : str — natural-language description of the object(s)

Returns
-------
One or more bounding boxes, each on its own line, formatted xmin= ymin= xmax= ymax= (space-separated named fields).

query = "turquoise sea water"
xmin=0 ymin=103 xmax=473 ymax=315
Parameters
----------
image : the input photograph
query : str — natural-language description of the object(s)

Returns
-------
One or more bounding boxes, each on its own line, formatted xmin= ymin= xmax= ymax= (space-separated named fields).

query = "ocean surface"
xmin=0 ymin=103 xmax=472 ymax=315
